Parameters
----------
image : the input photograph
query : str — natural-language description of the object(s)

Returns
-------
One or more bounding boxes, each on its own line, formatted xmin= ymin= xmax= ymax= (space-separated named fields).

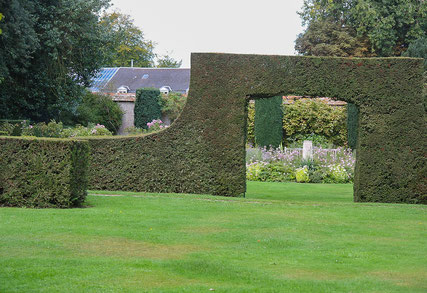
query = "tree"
xmin=403 ymin=36 xmax=427 ymax=70
xmin=157 ymin=53 xmax=182 ymax=68
xmin=298 ymin=0 xmax=426 ymax=57
xmin=99 ymin=11 xmax=155 ymax=67
xmin=0 ymin=0 xmax=110 ymax=122
xmin=295 ymin=19 xmax=374 ymax=57
xmin=75 ymin=91 xmax=123 ymax=134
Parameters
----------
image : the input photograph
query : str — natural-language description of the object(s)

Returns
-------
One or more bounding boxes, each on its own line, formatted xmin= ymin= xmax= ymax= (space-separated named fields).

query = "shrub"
xmin=159 ymin=92 xmax=187 ymax=122
xmin=146 ymin=119 xmax=168 ymax=132
xmin=75 ymin=91 xmax=123 ymax=134
xmin=134 ymin=88 xmax=162 ymax=129
xmin=327 ymin=164 xmax=349 ymax=183
xmin=123 ymin=126 xmax=144 ymax=135
xmin=246 ymin=161 xmax=294 ymax=182
xmin=21 ymin=120 xmax=64 ymax=137
xmin=246 ymin=147 xmax=262 ymax=163
xmin=282 ymin=99 xmax=347 ymax=147
xmin=0 ymin=137 xmax=89 ymax=208
xmin=246 ymin=101 xmax=255 ymax=145
xmin=0 ymin=120 xmax=25 ymax=136
xmin=246 ymin=162 xmax=263 ymax=181
xmin=287 ymin=133 xmax=333 ymax=148
xmin=20 ymin=121 xmax=112 ymax=138
xmin=61 ymin=124 xmax=112 ymax=137
xmin=295 ymin=166 xmax=309 ymax=183
xmin=254 ymin=96 xmax=283 ymax=148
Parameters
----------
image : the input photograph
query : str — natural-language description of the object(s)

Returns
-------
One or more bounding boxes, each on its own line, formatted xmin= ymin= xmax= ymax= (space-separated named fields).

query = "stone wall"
xmin=112 ymin=94 xmax=135 ymax=135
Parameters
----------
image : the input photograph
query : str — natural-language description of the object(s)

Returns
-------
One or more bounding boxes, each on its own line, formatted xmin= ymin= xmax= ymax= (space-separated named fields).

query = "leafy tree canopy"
xmin=295 ymin=19 xmax=374 ymax=57
xmin=156 ymin=53 xmax=182 ymax=68
xmin=403 ymin=36 xmax=427 ymax=70
xmin=100 ymin=11 xmax=155 ymax=67
xmin=297 ymin=0 xmax=426 ymax=57
xmin=0 ymin=0 xmax=110 ymax=122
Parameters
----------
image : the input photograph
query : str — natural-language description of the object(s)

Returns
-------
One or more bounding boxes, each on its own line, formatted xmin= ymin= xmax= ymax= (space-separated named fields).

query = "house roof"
xmin=89 ymin=67 xmax=190 ymax=93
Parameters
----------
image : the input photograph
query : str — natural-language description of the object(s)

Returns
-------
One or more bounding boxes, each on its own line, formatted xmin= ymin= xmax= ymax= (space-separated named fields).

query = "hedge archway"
xmin=88 ymin=53 xmax=426 ymax=204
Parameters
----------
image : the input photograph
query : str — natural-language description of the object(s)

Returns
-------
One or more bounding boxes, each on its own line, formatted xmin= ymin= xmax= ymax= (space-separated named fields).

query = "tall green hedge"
xmin=134 ymin=88 xmax=162 ymax=129
xmin=86 ymin=53 xmax=425 ymax=204
xmin=0 ymin=137 xmax=89 ymax=208
xmin=347 ymin=103 xmax=359 ymax=150
xmin=254 ymin=96 xmax=283 ymax=148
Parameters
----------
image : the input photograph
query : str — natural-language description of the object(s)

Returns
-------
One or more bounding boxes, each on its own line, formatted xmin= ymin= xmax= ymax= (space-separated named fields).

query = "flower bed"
xmin=0 ymin=120 xmax=112 ymax=137
xmin=246 ymin=146 xmax=355 ymax=183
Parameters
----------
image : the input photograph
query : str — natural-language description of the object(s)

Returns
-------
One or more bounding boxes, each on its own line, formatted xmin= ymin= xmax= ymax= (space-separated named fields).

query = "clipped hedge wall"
xmin=254 ymin=96 xmax=283 ymax=148
xmin=0 ymin=137 xmax=89 ymax=208
xmin=86 ymin=53 xmax=425 ymax=204
xmin=347 ymin=103 xmax=359 ymax=150
xmin=134 ymin=88 xmax=162 ymax=129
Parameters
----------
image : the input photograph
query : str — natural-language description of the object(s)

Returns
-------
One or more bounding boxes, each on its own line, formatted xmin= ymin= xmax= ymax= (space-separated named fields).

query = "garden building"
xmin=89 ymin=67 xmax=190 ymax=134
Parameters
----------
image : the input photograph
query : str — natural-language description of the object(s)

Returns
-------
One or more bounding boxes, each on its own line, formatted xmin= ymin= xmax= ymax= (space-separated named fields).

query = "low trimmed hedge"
xmin=0 ymin=137 xmax=89 ymax=208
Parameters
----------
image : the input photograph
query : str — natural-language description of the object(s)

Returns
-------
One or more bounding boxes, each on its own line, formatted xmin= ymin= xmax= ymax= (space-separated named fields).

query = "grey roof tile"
xmin=96 ymin=67 xmax=190 ymax=93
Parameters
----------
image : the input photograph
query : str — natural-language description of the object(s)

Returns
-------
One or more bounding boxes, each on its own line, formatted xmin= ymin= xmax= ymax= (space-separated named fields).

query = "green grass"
xmin=1 ymin=182 xmax=426 ymax=292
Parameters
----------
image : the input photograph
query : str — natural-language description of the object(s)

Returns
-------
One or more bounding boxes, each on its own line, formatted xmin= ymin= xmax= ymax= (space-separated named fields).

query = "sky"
xmin=109 ymin=0 xmax=306 ymax=68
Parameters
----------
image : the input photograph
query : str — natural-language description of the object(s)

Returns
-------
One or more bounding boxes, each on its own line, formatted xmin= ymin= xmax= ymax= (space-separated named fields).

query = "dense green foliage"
xmin=1 ymin=182 xmax=426 ymax=291
xmin=247 ymin=99 xmax=348 ymax=147
xmin=156 ymin=53 xmax=183 ymax=68
xmin=0 ymin=0 xmax=110 ymax=122
xmin=282 ymin=99 xmax=347 ymax=147
xmin=403 ymin=36 xmax=427 ymax=71
xmin=295 ymin=19 xmax=374 ymax=57
xmin=159 ymin=92 xmax=187 ymax=122
xmin=0 ymin=137 xmax=89 ymax=208
xmin=0 ymin=120 xmax=112 ymax=137
xmin=134 ymin=88 xmax=162 ymax=129
xmin=298 ymin=0 xmax=426 ymax=57
xmin=246 ymin=101 xmax=255 ymax=145
xmin=347 ymin=103 xmax=359 ymax=150
xmin=75 ymin=91 xmax=123 ymax=134
xmin=254 ymin=96 xmax=283 ymax=148
xmin=99 ymin=11 xmax=155 ymax=67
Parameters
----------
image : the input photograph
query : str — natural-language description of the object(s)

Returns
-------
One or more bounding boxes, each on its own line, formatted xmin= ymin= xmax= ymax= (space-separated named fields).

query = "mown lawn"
xmin=1 ymin=182 xmax=426 ymax=292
